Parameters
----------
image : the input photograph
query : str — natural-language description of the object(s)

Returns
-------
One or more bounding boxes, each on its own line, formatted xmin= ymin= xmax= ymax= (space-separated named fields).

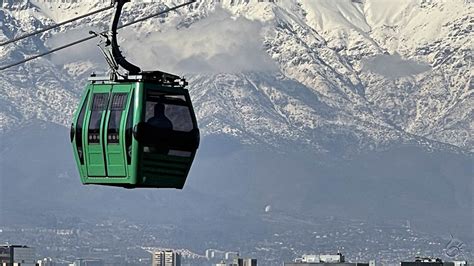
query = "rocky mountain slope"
xmin=0 ymin=0 xmax=472 ymax=154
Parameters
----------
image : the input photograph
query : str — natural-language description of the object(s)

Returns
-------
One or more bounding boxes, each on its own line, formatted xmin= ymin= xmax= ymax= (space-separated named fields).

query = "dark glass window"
xmin=110 ymin=93 xmax=127 ymax=110
xmin=91 ymin=93 xmax=109 ymax=111
xmin=88 ymin=93 xmax=109 ymax=144
xmin=76 ymin=91 xmax=89 ymax=164
xmin=107 ymin=93 xmax=128 ymax=144
xmin=145 ymin=92 xmax=194 ymax=132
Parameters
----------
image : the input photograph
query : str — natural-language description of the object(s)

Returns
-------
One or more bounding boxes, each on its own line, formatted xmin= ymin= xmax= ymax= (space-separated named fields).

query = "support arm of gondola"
xmin=109 ymin=0 xmax=141 ymax=75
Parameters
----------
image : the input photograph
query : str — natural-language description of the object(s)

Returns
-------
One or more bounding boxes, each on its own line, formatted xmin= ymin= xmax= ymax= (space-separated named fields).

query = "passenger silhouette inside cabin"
xmin=147 ymin=102 xmax=173 ymax=130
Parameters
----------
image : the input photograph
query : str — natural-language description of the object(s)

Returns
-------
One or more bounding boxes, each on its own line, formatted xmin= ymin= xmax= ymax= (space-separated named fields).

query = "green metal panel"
xmin=104 ymin=84 xmax=132 ymax=177
xmin=84 ymin=84 xmax=111 ymax=177
xmin=132 ymin=82 xmax=145 ymax=185
xmin=140 ymin=144 xmax=193 ymax=189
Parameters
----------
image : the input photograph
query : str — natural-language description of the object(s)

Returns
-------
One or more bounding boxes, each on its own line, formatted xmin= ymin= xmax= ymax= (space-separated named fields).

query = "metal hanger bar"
xmin=0 ymin=0 xmax=196 ymax=71
xmin=0 ymin=4 xmax=114 ymax=47
xmin=110 ymin=0 xmax=142 ymax=75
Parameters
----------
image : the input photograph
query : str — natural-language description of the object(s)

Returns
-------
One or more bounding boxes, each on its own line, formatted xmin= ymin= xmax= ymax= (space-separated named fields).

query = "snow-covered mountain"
xmin=0 ymin=0 xmax=472 ymax=154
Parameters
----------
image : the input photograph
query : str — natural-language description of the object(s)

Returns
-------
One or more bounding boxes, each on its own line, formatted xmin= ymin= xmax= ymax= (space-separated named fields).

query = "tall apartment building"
xmin=152 ymin=250 xmax=181 ymax=266
xmin=0 ymin=245 xmax=36 ymax=266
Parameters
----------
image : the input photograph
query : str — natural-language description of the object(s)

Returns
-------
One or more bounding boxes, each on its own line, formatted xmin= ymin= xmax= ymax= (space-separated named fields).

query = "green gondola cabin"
xmin=70 ymin=72 xmax=199 ymax=189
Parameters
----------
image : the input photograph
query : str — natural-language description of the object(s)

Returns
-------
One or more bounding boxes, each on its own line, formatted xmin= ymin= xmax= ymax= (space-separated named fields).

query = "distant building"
xmin=224 ymin=257 xmax=257 ymax=266
xmin=214 ymin=257 xmax=257 ymax=266
xmin=453 ymin=262 xmax=467 ymax=266
xmin=152 ymin=250 xmax=181 ymax=266
xmin=401 ymin=257 xmax=468 ymax=266
xmin=72 ymin=258 xmax=104 ymax=266
xmin=37 ymin=257 xmax=71 ymax=266
xmin=243 ymin=258 xmax=257 ymax=266
xmin=319 ymin=254 xmax=345 ymax=263
xmin=285 ymin=253 xmax=369 ymax=266
xmin=230 ymin=258 xmax=243 ymax=266
xmin=37 ymin=257 xmax=54 ymax=266
xmin=0 ymin=245 xmax=37 ymax=266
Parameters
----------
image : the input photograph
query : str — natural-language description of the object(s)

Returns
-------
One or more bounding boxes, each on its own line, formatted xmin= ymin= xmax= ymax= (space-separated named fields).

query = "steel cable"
xmin=0 ymin=4 xmax=114 ymax=46
xmin=0 ymin=0 xmax=196 ymax=71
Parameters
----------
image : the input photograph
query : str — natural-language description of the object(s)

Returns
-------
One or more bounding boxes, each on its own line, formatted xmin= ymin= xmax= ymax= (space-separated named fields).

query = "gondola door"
xmin=103 ymin=84 xmax=132 ymax=177
xmin=84 ymin=85 xmax=110 ymax=177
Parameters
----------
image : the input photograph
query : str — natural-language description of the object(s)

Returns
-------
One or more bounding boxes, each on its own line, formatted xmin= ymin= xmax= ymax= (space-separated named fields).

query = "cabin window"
xmin=145 ymin=92 xmax=194 ymax=132
xmin=107 ymin=93 xmax=128 ymax=144
xmin=88 ymin=93 xmax=109 ymax=144
xmin=76 ymin=91 xmax=89 ymax=164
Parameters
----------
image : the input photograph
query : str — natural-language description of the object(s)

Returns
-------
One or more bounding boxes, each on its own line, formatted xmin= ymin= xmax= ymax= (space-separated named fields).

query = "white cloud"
xmin=124 ymin=8 xmax=278 ymax=74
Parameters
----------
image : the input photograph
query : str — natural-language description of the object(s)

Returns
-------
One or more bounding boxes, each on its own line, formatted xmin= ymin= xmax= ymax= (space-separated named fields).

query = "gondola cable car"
xmin=1 ymin=0 xmax=199 ymax=189
xmin=69 ymin=0 xmax=200 ymax=189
